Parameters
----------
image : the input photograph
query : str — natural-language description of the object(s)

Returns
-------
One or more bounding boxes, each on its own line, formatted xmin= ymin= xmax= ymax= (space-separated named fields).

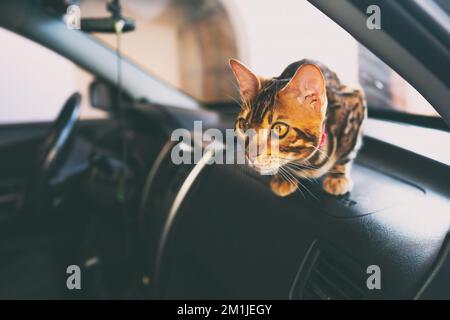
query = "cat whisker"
xmin=283 ymin=161 xmax=320 ymax=170
xmin=278 ymin=167 xmax=304 ymax=198
xmin=285 ymin=166 xmax=317 ymax=178
xmin=281 ymin=167 xmax=308 ymax=197
xmin=227 ymin=78 xmax=251 ymax=111
xmin=228 ymin=78 xmax=240 ymax=92
xmin=276 ymin=157 xmax=323 ymax=170
xmin=275 ymin=156 xmax=316 ymax=167
xmin=303 ymin=158 xmax=342 ymax=175
xmin=284 ymin=164 xmax=318 ymax=187
xmin=289 ymin=162 xmax=320 ymax=170
xmin=311 ymin=145 xmax=332 ymax=162
xmin=281 ymin=167 xmax=318 ymax=200
xmin=279 ymin=168 xmax=306 ymax=199
xmin=278 ymin=158 xmax=340 ymax=178
xmin=225 ymin=93 xmax=245 ymax=110
xmin=289 ymin=168 xmax=318 ymax=185
xmin=280 ymin=168 xmax=306 ymax=199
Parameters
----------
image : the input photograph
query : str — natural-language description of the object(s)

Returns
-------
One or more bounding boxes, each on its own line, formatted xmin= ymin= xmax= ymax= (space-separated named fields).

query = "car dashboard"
xmin=132 ymin=103 xmax=450 ymax=300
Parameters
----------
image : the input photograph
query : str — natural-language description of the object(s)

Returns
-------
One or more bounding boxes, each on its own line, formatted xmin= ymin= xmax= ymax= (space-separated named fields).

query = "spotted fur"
xmin=230 ymin=59 xmax=367 ymax=196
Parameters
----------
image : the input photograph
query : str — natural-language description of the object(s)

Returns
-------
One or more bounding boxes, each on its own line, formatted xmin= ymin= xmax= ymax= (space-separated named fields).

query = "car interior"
xmin=0 ymin=0 xmax=449 ymax=300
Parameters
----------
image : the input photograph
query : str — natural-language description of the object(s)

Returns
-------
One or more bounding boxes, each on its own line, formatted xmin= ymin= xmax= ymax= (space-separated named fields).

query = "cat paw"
xmin=270 ymin=176 xmax=298 ymax=197
xmin=322 ymin=175 xmax=352 ymax=196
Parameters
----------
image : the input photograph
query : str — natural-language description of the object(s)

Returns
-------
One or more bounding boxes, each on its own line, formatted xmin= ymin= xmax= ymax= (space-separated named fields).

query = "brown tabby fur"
xmin=231 ymin=59 xmax=367 ymax=196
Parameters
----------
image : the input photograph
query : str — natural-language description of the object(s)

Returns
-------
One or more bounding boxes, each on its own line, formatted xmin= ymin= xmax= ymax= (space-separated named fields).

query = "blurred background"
xmin=0 ymin=0 xmax=438 ymax=124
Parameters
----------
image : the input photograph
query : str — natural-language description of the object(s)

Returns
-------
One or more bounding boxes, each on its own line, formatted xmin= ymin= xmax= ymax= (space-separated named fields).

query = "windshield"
xmin=80 ymin=0 xmax=440 ymax=118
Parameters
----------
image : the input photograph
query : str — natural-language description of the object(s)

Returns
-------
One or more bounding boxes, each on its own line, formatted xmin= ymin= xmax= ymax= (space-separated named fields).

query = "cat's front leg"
xmin=270 ymin=174 xmax=298 ymax=197
xmin=322 ymin=162 xmax=353 ymax=196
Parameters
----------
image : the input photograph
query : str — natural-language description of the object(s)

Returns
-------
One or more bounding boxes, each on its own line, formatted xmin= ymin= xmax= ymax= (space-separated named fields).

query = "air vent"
xmin=290 ymin=241 xmax=366 ymax=300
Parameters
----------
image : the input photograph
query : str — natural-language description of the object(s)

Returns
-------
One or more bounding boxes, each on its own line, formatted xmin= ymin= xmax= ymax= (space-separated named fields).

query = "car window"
xmin=81 ymin=0 xmax=439 ymax=118
xmin=0 ymin=27 xmax=106 ymax=125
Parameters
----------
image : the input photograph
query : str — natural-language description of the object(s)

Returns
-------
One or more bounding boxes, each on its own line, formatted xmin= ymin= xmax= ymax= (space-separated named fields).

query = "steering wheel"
xmin=24 ymin=93 xmax=81 ymax=214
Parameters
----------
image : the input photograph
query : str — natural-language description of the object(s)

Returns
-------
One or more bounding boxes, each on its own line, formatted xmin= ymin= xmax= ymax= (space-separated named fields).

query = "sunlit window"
xmin=0 ymin=27 xmax=106 ymax=124
xmin=82 ymin=0 xmax=439 ymax=117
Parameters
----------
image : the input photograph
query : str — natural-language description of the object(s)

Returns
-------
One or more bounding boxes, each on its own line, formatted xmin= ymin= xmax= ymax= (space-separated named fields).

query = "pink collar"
xmin=319 ymin=122 xmax=327 ymax=148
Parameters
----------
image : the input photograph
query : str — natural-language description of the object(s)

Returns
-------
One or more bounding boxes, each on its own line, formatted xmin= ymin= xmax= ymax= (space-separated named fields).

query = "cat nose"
xmin=246 ymin=146 xmax=267 ymax=162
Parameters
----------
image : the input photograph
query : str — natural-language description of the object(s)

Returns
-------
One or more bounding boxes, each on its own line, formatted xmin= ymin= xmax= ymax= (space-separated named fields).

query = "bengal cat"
xmin=229 ymin=59 xmax=367 ymax=196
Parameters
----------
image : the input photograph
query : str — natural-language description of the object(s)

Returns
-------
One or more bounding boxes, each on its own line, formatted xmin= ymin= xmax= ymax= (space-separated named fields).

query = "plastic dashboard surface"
xmin=142 ymin=137 xmax=450 ymax=299
xmin=312 ymin=163 xmax=425 ymax=218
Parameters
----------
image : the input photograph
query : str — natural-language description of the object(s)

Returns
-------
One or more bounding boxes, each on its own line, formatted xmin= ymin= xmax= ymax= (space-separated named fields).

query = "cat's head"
xmin=229 ymin=59 xmax=327 ymax=174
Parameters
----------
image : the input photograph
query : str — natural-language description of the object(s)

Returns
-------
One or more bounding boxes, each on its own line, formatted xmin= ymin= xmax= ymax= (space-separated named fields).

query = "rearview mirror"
xmin=89 ymin=80 xmax=115 ymax=112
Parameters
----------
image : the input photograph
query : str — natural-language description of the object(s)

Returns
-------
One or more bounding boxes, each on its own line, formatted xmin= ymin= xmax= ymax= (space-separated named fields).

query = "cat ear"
xmin=229 ymin=59 xmax=261 ymax=102
xmin=280 ymin=63 xmax=326 ymax=111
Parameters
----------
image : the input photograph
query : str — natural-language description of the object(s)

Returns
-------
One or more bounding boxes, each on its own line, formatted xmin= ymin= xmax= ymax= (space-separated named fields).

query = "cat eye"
xmin=272 ymin=122 xmax=289 ymax=138
xmin=237 ymin=118 xmax=249 ymax=132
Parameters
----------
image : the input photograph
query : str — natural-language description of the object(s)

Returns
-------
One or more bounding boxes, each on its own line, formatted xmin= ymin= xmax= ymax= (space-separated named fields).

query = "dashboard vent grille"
xmin=291 ymin=241 xmax=366 ymax=300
